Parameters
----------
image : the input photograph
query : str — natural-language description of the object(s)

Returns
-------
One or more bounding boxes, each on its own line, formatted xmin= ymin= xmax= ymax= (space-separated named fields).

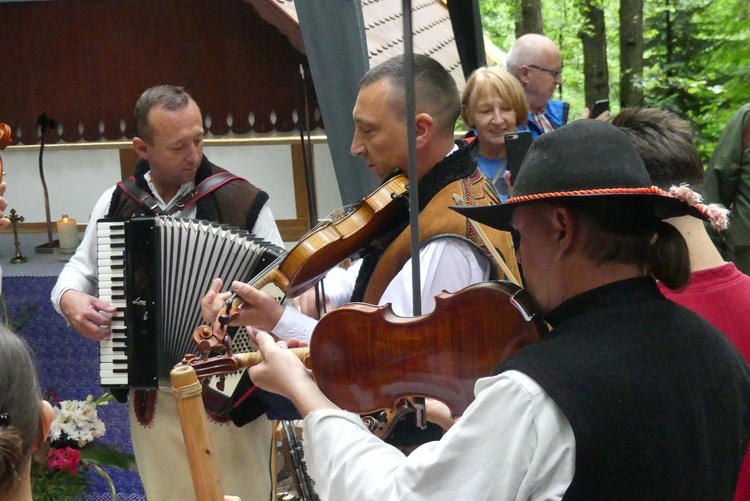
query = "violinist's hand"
xmin=286 ymin=337 xmax=309 ymax=348
xmin=292 ymin=286 xmax=332 ymax=319
xmin=249 ymin=325 xmax=308 ymax=350
xmin=59 ymin=289 xmax=117 ymax=341
xmin=0 ymin=182 xmax=9 ymax=230
xmin=200 ymin=278 xmax=232 ymax=323
xmin=425 ymin=398 xmax=458 ymax=432
xmin=228 ymin=281 xmax=285 ymax=332
xmin=249 ymin=331 xmax=335 ymax=417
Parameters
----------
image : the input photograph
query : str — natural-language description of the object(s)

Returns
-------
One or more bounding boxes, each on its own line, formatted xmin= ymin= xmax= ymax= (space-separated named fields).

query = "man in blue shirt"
xmin=505 ymin=34 xmax=569 ymax=138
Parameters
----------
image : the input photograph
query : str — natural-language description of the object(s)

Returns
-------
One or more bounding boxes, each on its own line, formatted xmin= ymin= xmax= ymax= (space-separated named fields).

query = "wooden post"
xmin=170 ymin=364 xmax=224 ymax=501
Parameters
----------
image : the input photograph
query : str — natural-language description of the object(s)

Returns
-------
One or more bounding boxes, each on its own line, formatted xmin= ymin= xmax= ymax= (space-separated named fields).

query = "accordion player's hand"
xmin=228 ymin=281 xmax=285 ymax=332
xmin=201 ymin=278 xmax=232 ymax=323
xmin=59 ymin=289 xmax=116 ymax=341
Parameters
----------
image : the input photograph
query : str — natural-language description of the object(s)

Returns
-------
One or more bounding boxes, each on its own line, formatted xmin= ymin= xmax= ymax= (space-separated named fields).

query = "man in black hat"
xmin=243 ymin=120 xmax=750 ymax=500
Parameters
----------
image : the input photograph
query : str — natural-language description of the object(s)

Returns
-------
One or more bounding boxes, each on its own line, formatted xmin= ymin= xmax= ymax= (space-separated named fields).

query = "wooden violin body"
xmin=187 ymin=280 xmax=546 ymax=427
xmin=308 ymin=280 xmax=546 ymax=418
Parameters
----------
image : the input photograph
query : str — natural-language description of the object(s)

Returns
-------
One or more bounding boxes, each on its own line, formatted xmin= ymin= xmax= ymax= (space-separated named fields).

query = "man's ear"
xmin=517 ymin=66 xmax=531 ymax=85
xmin=34 ymin=400 xmax=54 ymax=451
xmin=414 ymin=113 xmax=435 ymax=148
xmin=550 ymin=205 xmax=576 ymax=257
xmin=132 ymin=137 xmax=149 ymax=160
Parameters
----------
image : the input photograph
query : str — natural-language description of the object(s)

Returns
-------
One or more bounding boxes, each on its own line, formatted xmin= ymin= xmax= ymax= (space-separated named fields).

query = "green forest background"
xmin=479 ymin=0 xmax=750 ymax=162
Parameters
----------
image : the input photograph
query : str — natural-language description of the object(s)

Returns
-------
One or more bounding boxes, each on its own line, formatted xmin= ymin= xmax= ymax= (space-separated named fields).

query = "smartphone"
xmin=505 ymin=130 xmax=533 ymax=184
xmin=591 ymin=99 xmax=610 ymax=118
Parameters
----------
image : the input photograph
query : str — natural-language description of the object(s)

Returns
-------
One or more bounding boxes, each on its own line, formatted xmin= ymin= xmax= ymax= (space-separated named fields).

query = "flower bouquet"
xmin=31 ymin=391 xmax=137 ymax=500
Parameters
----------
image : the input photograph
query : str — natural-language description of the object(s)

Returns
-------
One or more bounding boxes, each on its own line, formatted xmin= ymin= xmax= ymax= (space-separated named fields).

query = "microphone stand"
xmin=34 ymin=113 xmax=59 ymax=254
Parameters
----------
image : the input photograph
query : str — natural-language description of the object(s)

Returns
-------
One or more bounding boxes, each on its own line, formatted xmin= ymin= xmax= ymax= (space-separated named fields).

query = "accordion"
xmin=96 ymin=216 xmax=283 ymax=391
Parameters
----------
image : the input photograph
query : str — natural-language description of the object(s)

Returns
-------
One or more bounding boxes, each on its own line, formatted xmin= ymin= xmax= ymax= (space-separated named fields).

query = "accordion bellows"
xmin=97 ymin=216 xmax=283 ymax=390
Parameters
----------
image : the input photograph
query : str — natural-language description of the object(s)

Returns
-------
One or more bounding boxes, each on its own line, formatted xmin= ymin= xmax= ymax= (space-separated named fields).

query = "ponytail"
xmin=648 ymin=221 xmax=691 ymax=290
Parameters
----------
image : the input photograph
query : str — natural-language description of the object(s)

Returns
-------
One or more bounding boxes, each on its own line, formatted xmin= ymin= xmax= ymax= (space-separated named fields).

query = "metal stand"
xmin=9 ymin=209 xmax=27 ymax=264
xmin=34 ymin=238 xmax=59 ymax=254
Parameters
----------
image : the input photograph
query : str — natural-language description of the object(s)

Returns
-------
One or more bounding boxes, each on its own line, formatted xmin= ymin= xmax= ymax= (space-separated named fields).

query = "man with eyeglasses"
xmin=505 ymin=33 xmax=568 ymax=138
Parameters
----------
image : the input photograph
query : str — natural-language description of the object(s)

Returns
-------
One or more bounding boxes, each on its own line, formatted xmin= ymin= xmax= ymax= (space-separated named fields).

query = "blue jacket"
xmin=524 ymin=99 xmax=570 ymax=138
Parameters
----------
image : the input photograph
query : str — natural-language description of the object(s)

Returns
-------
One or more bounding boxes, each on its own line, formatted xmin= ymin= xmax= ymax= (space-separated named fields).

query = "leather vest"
xmin=363 ymin=169 xmax=519 ymax=303
xmin=106 ymin=156 xmax=268 ymax=232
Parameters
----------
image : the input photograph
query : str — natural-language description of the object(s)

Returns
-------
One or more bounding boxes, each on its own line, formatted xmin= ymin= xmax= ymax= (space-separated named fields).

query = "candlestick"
xmin=57 ymin=214 xmax=78 ymax=254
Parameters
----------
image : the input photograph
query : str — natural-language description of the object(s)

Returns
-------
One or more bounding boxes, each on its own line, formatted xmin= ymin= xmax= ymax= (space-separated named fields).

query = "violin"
xmin=0 ymin=123 xmax=12 ymax=183
xmin=199 ymin=173 xmax=409 ymax=351
xmin=184 ymin=280 xmax=547 ymax=434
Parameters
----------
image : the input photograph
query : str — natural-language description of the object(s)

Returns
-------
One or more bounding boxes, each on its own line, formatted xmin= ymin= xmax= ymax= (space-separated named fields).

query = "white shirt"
xmin=302 ymin=370 xmax=576 ymax=501
xmin=50 ymin=173 xmax=284 ymax=312
xmin=272 ymin=238 xmax=492 ymax=344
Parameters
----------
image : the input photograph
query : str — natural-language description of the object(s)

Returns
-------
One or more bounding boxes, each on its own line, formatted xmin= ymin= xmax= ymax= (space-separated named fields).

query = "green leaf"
xmin=79 ymin=442 xmax=138 ymax=472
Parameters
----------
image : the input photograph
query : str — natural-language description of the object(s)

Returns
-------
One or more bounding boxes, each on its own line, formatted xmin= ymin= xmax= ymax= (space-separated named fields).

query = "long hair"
xmin=0 ymin=326 xmax=43 ymax=493
xmin=570 ymin=200 xmax=691 ymax=290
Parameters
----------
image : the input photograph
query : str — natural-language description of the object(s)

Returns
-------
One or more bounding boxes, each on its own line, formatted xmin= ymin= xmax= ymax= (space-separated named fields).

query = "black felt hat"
xmin=452 ymin=119 xmax=706 ymax=231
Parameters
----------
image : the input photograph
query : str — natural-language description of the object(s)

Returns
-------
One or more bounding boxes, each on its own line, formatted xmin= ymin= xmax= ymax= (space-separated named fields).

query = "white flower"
xmin=49 ymin=396 xmax=107 ymax=447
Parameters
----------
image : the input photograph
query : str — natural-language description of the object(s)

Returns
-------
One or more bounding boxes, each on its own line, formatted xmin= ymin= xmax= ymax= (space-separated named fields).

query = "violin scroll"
xmin=0 ymin=123 xmax=12 ymax=184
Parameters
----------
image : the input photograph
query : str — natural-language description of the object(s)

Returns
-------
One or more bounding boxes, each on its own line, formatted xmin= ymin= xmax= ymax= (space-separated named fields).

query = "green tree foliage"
xmin=480 ymin=0 xmax=750 ymax=162
xmin=643 ymin=0 xmax=750 ymax=160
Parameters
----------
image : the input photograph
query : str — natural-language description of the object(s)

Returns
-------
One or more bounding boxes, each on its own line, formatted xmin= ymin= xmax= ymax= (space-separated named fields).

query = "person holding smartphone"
xmin=461 ymin=66 xmax=529 ymax=201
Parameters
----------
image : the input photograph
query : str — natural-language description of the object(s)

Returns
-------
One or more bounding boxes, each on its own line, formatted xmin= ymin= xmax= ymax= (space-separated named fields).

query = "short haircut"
xmin=461 ymin=66 xmax=529 ymax=127
xmin=0 ymin=326 xmax=43 ymax=492
xmin=505 ymin=34 xmax=557 ymax=79
xmin=134 ymin=85 xmax=198 ymax=144
xmin=611 ymin=107 xmax=704 ymax=190
xmin=360 ymin=54 xmax=460 ymax=137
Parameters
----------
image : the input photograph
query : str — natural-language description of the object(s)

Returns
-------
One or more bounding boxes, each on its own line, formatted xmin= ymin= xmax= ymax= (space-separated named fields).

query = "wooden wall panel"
xmin=0 ymin=0 xmax=322 ymax=145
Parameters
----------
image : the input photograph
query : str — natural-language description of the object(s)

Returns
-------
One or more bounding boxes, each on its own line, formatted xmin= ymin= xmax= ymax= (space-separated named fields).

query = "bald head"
xmin=506 ymin=34 xmax=560 ymax=77
xmin=505 ymin=34 xmax=562 ymax=113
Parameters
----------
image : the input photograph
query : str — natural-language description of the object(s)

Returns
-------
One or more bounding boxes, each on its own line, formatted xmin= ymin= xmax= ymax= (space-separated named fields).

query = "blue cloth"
xmin=476 ymin=155 xmax=508 ymax=202
xmin=4 ymin=276 xmax=145 ymax=500
xmin=524 ymin=99 xmax=570 ymax=138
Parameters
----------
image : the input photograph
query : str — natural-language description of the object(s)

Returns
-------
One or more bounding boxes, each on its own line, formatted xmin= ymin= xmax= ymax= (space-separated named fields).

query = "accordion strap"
xmin=118 ymin=172 xmax=241 ymax=216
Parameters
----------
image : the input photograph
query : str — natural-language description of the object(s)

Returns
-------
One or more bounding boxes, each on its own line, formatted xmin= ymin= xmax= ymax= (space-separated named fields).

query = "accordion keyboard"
xmin=97 ymin=221 xmax=129 ymax=387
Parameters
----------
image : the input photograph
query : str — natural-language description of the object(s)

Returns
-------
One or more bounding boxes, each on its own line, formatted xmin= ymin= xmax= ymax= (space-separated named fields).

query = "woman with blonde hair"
xmin=461 ymin=66 xmax=529 ymax=200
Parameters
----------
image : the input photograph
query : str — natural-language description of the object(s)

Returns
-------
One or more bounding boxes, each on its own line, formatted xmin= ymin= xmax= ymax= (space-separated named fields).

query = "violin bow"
xmin=295 ymin=62 xmax=328 ymax=319
xmin=401 ymin=0 xmax=431 ymax=429
xmin=403 ymin=0 xmax=423 ymax=318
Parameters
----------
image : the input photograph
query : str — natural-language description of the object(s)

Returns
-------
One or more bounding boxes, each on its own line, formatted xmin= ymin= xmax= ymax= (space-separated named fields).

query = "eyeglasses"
xmin=528 ymin=64 xmax=563 ymax=80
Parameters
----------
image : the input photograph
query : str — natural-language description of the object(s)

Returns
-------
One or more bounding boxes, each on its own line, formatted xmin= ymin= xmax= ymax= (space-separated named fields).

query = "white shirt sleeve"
xmin=302 ymin=370 xmax=575 ymax=501
xmin=50 ymin=186 xmax=116 ymax=314
xmin=379 ymin=237 xmax=491 ymax=316
xmin=250 ymin=203 xmax=285 ymax=248
xmin=271 ymin=239 xmax=490 ymax=342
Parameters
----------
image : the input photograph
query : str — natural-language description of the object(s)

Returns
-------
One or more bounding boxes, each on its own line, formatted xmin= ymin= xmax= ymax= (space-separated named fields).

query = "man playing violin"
xmin=204 ymin=54 xmax=517 ymax=341
xmin=202 ymin=54 xmax=519 ymax=444
xmin=246 ymin=120 xmax=750 ymax=500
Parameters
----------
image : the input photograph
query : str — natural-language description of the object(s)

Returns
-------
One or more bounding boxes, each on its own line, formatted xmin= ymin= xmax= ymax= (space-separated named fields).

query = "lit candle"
xmin=57 ymin=214 xmax=78 ymax=254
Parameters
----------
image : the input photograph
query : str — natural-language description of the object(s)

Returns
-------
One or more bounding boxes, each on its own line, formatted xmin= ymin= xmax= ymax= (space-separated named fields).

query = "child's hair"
xmin=0 ymin=325 xmax=43 ymax=492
